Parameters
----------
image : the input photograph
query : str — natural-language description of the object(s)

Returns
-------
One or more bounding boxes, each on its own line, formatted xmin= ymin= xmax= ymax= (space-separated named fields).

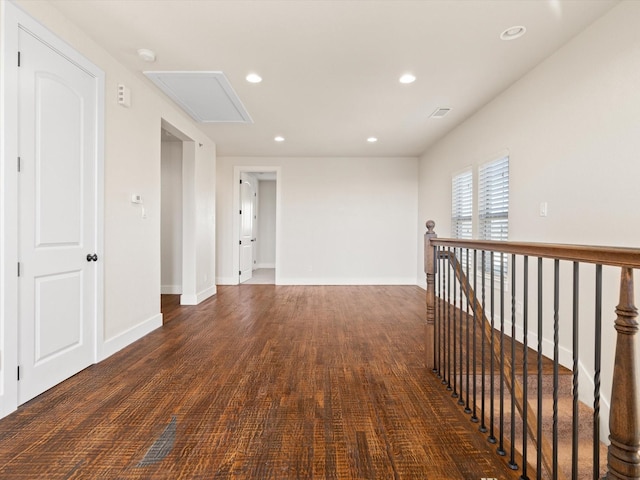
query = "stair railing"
xmin=423 ymin=220 xmax=640 ymax=480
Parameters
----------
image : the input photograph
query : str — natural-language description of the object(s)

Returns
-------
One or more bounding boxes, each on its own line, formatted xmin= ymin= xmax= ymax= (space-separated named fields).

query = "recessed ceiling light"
xmin=367 ymin=137 xmax=378 ymax=143
xmin=399 ymin=73 xmax=416 ymax=84
xmin=137 ymin=48 xmax=156 ymax=62
xmin=500 ymin=26 xmax=526 ymax=41
xmin=246 ymin=73 xmax=263 ymax=83
xmin=274 ymin=136 xmax=285 ymax=142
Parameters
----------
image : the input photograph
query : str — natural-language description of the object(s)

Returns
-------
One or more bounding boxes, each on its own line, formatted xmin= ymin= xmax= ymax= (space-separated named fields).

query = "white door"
xmin=239 ymin=174 xmax=254 ymax=283
xmin=18 ymin=28 xmax=98 ymax=404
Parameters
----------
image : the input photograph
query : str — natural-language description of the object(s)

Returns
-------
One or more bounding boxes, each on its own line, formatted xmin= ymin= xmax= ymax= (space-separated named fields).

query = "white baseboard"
xmin=181 ymin=284 xmax=217 ymax=305
xmin=99 ymin=313 xmax=163 ymax=361
xmin=217 ymin=275 xmax=420 ymax=286
xmin=275 ymin=276 xmax=418 ymax=286
xmin=161 ymin=284 xmax=182 ymax=294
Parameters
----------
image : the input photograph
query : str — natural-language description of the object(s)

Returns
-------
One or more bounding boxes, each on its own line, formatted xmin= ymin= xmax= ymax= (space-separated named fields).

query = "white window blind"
xmin=479 ymin=156 xmax=509 ymax=274
xmin=451 ymin=169 xmax=473 ymax=240
xmin=478 ymin=156 xmax=509 ymax=241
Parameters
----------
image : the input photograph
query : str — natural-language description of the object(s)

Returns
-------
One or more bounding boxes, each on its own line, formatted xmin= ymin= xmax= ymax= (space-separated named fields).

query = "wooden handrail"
xmin=429 ymin=238 xmax=640 ymax=269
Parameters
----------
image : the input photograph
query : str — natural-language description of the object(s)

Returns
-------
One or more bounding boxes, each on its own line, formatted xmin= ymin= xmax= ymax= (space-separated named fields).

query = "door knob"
xmin=86 ymin=253 xmax=98 ymax=262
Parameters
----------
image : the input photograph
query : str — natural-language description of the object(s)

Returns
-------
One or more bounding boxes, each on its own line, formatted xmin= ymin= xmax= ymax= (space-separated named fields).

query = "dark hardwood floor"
xmin=0 ymin=285 xmax=523 ymax=479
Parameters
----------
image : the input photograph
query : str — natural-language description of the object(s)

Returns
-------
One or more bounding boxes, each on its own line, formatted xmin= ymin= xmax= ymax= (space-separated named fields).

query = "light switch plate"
xmin=539 ymin=202 xmax=548 ymax=217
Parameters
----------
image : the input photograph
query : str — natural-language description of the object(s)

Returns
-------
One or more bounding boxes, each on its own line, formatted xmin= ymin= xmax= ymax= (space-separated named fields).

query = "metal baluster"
xmin=447 ymin=248 xmax=452 ymax=390
xmin=465 ymin=249 xmax=471 ymax=413
xmin=509 ymin=254 xmax=518 ymax=469
xmin=489 ymin=251 xmax=497 ymax=444
xmin=453 ymin=249 xmax=458 ymax=398
xmin=436 ymin=251 xmax=444 ymax=379
xmin=436 ymin=250 xmax=441 ymax=377
xmin=553 ymin=259 xmax=560 ymax=480
xmin=436 ymin=247 xmax=441 ymax=377
xmin=440 ymin=250 xmax=446 ymax=380
xmin=458 ymin=247 xmax=465 ymax=406
xmin=593 ymin=265 xmax=602 ymax=480
xmin=498 ymin=252 xmax=506 ymax=456
xmin=521 ymin=256 xmax=529 ymax=480
xmin=537 ymin=258 xmax=543 ymax=480
xmin=572 ymin=262 xmax=579 ymax=480
xmin=472 ymin=249 xmax=479 ymax=423
xmin=480 ymin=251 xmax=488 ymax=433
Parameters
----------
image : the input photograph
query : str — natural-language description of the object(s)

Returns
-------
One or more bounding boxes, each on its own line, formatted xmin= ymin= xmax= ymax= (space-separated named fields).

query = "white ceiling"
xmin=44 ymin=0 xmax=618 ymax=157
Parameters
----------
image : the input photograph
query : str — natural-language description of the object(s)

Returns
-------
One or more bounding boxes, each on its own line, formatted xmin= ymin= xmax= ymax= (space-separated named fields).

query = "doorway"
xmin=233 ymin=167 xmax=280 ymax=285
xmin=239 ymin=172 xmax=256 ymax=283
xmin=159 ymin=120 xmax=197 ymax=312
xmin=160 ymin=126 xmax=183 ymax=320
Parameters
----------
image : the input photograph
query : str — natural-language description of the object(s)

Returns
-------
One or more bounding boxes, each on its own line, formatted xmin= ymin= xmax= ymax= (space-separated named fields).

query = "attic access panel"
xmin=144 ymin=71 xmax=253 ymax=123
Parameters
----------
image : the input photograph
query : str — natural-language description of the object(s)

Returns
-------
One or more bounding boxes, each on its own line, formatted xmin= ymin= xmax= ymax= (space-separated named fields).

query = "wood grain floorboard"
xmin=0 ymin=285 xmax=523 ymax=479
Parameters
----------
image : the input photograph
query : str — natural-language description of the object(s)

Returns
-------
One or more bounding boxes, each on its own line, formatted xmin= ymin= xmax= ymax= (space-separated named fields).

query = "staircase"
xmin=474 ymin=360 xmax=608 ymax=479
xmin=436 ymin=296 xmax=607 ymax=479
xmin=422 ymin=219 xmax=640 ymax=480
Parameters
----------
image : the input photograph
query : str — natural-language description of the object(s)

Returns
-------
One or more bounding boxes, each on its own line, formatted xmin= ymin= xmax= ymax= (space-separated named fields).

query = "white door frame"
xmin=160 ymin=119 xmax=201 ymax=305
xmin=159 ymin=136 xmax=183 ymax=295
xmin=0 ymin=1 xmax=105 ymax=418
xmin=232 ymin=166 xmax=282 ymax=285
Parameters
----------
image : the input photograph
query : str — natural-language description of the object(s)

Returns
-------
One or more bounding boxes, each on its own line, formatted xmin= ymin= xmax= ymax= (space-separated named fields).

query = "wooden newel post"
xmin=424 ymin=220 xmax=437 ymax=371
xmin=607 ymin=267 xmax=640 ymax=480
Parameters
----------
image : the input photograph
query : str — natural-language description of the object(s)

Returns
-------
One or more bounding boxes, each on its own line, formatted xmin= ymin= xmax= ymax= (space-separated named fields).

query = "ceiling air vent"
xmin=430 ymin=107 xmax=451 ymax=119
xmin=144 ymin=71 xmax=253 ymax=123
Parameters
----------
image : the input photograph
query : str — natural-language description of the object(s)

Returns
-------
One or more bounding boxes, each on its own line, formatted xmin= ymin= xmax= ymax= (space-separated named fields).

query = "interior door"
xmin=239 ymin=174 xmax=254 ymax=283
xmin=18 ymin=27 xmax=98 ymax=403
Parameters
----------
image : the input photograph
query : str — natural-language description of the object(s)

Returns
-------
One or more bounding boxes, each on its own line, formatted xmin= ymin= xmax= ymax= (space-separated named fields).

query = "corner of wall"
xmin=99 ymin=314 xmax=163 ymax=361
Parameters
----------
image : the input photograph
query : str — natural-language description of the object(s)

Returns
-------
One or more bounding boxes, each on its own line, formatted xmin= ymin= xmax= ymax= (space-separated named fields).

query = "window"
xmin=451 ymin=169 xmax=473 ymax=268
xmin=478 ymin=156 xmax=509 ymax=241
xmin=451 ymin=169 xmax=473 ymax=240
xmin=478 ymin=155 xmax=509 ymax=274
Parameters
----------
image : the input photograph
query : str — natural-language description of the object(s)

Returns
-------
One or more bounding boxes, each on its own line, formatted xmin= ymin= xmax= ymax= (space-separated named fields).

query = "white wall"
xmin=178 ymin=139 xmax=217 ymax=305
xmin=217 ymin=157 xmax=418 ymax=285
xmin=1 ymin=0 xmax=217 ymax=416
xmin=161 ymin=140 xmax=183 ymax=293
xmin=257 ymin=180 xmax=276 ymax=268
xmin=417 ymin=1 xmax=640 ymax=437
